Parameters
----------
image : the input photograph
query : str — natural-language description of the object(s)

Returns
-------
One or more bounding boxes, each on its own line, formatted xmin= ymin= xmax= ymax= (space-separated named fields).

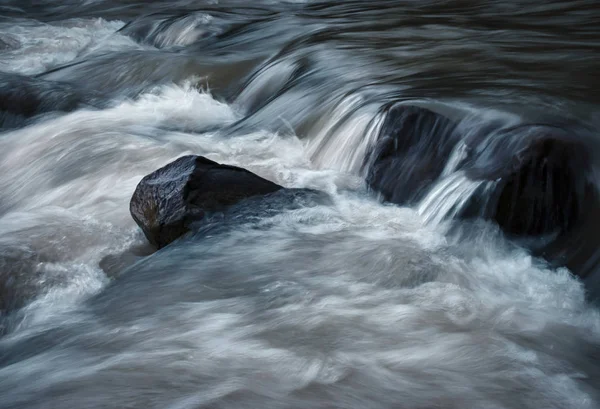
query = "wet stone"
xmin=130 ymin=155 xmax=284 ymax=248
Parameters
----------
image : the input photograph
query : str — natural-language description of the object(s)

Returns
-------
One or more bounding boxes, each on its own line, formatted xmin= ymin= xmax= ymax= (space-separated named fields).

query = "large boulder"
xmin=365 ymin=105 xmax=600 ymax=293
xmin=130 ymin=155 xmax=284 ymax=248
xmin=364 ymin=104 xmax=460 ymax=205
xmin=462 ymin=125 xmax=594 ymax=237
xmin=459 ymin=124 xmax=600 ymax=281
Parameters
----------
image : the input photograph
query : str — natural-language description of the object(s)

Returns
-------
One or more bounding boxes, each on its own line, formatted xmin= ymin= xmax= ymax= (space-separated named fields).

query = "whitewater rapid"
xmin=1 ymin=3 xmax=599 ymax=409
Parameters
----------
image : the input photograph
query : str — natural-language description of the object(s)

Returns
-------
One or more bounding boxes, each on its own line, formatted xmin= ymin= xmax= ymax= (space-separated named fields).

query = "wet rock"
xmin=461 ymin=125 xmax=593 ymax=235
xmin=0 ymin=73 xmax=98 ymax=129
xmin=366 ymin=108 xmax=600 ymax=289
xmin=459 ymin=124 xmax=600 ymax=283
xmin=365 ymin=104 xmax=460 ymax=205
xmin=130 ymin=155 xmax=284 ymax=248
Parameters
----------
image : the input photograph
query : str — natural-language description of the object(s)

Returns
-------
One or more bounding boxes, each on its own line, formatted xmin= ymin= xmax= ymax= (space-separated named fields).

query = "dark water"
xmin=0 ymin=1 xmax=599 ymax=408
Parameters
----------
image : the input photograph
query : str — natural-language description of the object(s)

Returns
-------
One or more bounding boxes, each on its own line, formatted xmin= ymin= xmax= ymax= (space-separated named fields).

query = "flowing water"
xmin=0 ymin=1 xmax=600 ymax=408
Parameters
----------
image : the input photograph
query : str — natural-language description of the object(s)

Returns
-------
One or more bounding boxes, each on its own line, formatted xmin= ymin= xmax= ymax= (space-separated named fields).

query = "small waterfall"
xmin=306 ymin=95 xmax=383 ymax=174
xmin=417 ymin=171 xmax=495 ymax=226
xmin=415 ymin=139 xmax=492 ymax=227
xmin=441 ymin=141 xmax=469 ymax=177
xmin=1 ymin=2 xmax=600 ymax=409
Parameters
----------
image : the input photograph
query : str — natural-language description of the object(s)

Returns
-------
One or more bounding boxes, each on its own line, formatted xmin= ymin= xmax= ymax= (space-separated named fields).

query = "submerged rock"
xmin=0 ymin=34 xmax=20 ymax=51
xmin=0 ymin=73 xmax=98 ymax=129
xmin=187 ymin=187 xmax=332 ymax=239
xmin=39 ymin=50 xmax=261 ymax=102
xmin=0 ymin=248 xmax=40 ymax=316
xmin=99 ymin=243 xmax=156 ymax=279
xmin=0 ymin=247 xmax=70 ymax=320
xmin=130 ymin=155 xmax=283 ymax=248
xmin=365 ymin=104 xmax=460 ymax=205
xmin=119 ymin=12 xmax=221 ymax=48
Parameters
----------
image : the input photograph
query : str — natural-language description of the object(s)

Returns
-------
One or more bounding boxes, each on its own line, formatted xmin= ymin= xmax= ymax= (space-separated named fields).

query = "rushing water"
xmin=1 ymin=1 xmax=600 ymax=408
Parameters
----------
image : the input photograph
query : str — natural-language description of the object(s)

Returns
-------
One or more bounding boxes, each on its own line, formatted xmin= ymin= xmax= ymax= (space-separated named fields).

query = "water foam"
xmin=0 ymin=18 xmax=138 ymax=75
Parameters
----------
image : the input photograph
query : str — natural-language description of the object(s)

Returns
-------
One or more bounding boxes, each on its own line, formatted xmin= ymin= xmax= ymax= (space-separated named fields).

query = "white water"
xmin=0 ymin=7 xmax=599 ymax=409
xmin=0 ymin=82 xmax=598 ymax=408
xmin=0 ymin=18 xmax=141 ymax=74
xmin=417 ymin=172 xmax=491 ymax=226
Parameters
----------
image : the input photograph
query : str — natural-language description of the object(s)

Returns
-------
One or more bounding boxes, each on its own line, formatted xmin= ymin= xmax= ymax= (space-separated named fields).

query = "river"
xmin=0 ymin=1 xmax=599 ymax=408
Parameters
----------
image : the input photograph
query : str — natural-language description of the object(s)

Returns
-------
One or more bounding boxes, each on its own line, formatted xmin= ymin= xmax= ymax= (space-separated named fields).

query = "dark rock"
xmin=0 ymin=73 xmax=99 ymax=129
xmin=364 ymin=104 xmax=460 ymax=205
xmin=130 ymin=155 xmax=284 ymax=248
xmin=458 ymin=124 xmax=600 ymax=285
xmin=460 ymin=125 xmax=593 ymax=235
xmin=366 ymin=106 xmax=600 ymax=298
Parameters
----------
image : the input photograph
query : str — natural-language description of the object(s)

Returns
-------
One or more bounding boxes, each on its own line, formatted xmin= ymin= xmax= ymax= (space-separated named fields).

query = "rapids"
xmin=0 ymin=1 xmax=599 ymax=408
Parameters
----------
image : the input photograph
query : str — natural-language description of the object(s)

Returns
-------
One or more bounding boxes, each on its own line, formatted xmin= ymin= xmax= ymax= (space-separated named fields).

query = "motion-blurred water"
xmin=0 ymin=1 xmax=599 ymax=408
